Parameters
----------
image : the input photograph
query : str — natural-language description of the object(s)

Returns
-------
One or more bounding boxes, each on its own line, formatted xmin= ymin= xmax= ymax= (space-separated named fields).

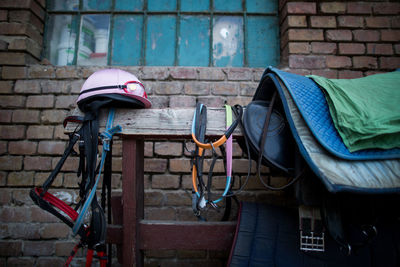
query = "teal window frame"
xmin=45 ymin=0 xmax=279 ymax=67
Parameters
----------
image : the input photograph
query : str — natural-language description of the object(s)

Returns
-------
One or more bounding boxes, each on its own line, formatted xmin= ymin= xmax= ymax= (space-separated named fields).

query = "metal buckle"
xmin=298 ymin=205 xmax=325 ymax=252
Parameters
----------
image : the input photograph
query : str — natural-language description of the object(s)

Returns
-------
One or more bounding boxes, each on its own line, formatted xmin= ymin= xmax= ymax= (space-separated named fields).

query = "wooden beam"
xmin=64 ymin=108 xmax=243 ymax=137
xmin=139 ymin=220 xmax=237 ymax=250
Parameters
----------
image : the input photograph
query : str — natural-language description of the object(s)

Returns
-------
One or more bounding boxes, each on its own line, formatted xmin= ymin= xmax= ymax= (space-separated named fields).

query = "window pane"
xmin=48 ymin=0 xmax=79 ymax=11
xmin=45 ymin=15 xmax=79 ymax=65
xmin=181 ymin=0 xmax=210 ymax=12
xmin=246 ymin=0 xmax=277 ymax=13
xmin=77 ymin=15 xmax=110 ymax=66
xmin=115 ymin=0 xmax=144 ymax=11
xmin=179 ymin=16 xmax=210 ymax=66
xmin=247 ymin=16 xmax=279 ymax=67
xmin=214 ymin=0 xmax=242 ymax=12
xmin=83 ymin=0 xmax=112 ymax=11
xmin=212 ymin=16 xmax=243 ymax=67
xmin=146 ymin=15 xmax=176 ymax=66
xmin=147 ymin=0 xmax=176 ymax=11
xmin=112 ymin=15 xmax=143 ymax=66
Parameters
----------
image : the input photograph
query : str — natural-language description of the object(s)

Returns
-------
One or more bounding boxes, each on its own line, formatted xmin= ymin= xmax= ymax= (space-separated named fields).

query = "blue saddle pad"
xmin=228 ymin=202 xmax=400 ymax=267
xmin=268 ymin=67 xmax=400 ymax=160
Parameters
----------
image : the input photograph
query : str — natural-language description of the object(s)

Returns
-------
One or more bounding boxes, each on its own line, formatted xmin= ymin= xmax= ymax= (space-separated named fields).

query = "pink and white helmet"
xmin=77 ymin=68 xmax=151 ymax=111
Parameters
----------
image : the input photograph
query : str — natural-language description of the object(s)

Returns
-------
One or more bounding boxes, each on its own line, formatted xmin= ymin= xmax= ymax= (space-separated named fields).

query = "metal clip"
xmin=298 ymin=205 xmax=325 ymax=252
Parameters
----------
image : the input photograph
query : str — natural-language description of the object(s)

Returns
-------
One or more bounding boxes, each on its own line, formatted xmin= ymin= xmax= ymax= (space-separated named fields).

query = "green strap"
xmin=225 ymin=104 xmax=233 ymax=127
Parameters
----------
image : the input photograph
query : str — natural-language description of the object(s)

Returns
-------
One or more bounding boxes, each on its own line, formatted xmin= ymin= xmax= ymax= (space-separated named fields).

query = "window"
xmin=45 ymin=0 xmax=279 ymax=67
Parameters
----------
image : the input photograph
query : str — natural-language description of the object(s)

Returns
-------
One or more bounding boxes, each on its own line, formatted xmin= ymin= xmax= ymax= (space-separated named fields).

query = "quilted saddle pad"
xmin=269 ymin=67 xmax=400 ymax=161
xmin=260 ymin=70 xmax=400 ymax=193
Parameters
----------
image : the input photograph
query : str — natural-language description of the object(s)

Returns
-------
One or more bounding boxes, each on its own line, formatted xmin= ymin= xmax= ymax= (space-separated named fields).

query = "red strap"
xmin=86 ymin=249 xmax=94 ymax=267
xmin=35 ymin=188 xmax=78 ymax=221
xmin=64 ymin=242 xmax=82 ymax=267
xmin=97 ymin=251 xmax=107 ymax=267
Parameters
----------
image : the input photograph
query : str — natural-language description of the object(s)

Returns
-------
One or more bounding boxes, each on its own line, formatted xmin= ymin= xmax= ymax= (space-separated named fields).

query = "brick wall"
xmin=0 ymin=0 xmax=399 ymax=266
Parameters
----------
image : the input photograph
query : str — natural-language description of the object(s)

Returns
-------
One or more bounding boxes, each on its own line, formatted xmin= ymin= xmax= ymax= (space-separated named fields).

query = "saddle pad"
xmin=266 ymin=72 xmax=400 ymax=193
xmin=268 ymin=67 xmax=400 ymax=160
xmin=228 ymin=202 xmax=399 ymax=267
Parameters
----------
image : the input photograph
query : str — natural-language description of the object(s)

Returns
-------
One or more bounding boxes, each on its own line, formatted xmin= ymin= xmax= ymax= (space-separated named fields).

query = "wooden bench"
xmin=66 ymin=108 xmax=242 ymax=266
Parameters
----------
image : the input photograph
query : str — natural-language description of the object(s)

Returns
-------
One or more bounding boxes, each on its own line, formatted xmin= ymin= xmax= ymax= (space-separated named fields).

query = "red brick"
xmin=394 ymin=44 xmax=400 ymax=55
xmin=320 ymin=2 xmax=346 ymax=14
xmin=367 ymin=44 xmax=393 ymax=55
xmin=198 ymin=68 xmax=225 ymax=81
xmin=0 ymin=241 xmax=22 ymax=256
xmin=55 ymin=66 xmax=79 ymax=79
xmin=326 ymin=30 xmax=352 ymax=41
xmin=381 ymin=30 xmax=400 ymax=42
xmin=164 ymin=192 xmax=191 ymax=206
xmin=144 ymin=158 xmax=168 ymax=173
xmin=288 ymin=29 xmax=324 ymax=41
xmin=239 ymin=82 xmax=257 ymax=96
xmin=0 ymin=141 xmax=6 ymax=155
xmin=287 ymin=2 xmax=316 ymax=14
xmin=0 ymin=10 xmax=7 ymax=21
xmin=9 ymin=10 xmax=43 ymax=34
xmin=326 ymin=56 xmax=352 ymax=68
xmin=145 ymin=191 xmax=164 ymax=206
xmin=26 ymin=95 xmax=54 ymax=108
xmin=40 ymin=223 xmax=69 ymax=239
xmin=141 ymin=66 xmax=169 ymax=80
xmin=338 ymin=70 xmax=364 ymax=79
xmin=353 ymin=56 xmax=378 ymax=69
xmin=212 ymin=82 xmax=238 ymax=96
xmin=339 ymin=43 xmax=365 ymax=55
xmin=0 ymin=52 xmax=37 ymax=65
xmin=392 ymin=18 xmax=400 ymax=28
xmin=23 ymin=241 xmax=54 ymax=256
xmin=347 ymin=2 xmax=372 ymax=14
xmin=353 ymin=30 xmax=379 ymax=42
xmin=169 ymin=67 xmax=196 ymax=80
xmin=149 ymin=96 xmax=169 ymax=108
xmin=38 ymin=141 xmax=66 ymax=155
xmin=8 ymin=141 xmax=37 ymax=155
xmin=0 ymin=95 xmax=25 ymax=108
xmin=40 ymin=110 xmax=68 ymax=124
xmin=365 ymin=17 xmax=391 ymax=28
xmin=14 ymin=80 xmax=41 ymax=94
xmin=226 ymin=68 xmax=252 ymax=81
xmin=184 ymin=82 xmax=210 ymax=96
xmin=0 ymin=125 xmax=25 ymax=139
xmin=154 ymin=142 xmax=182 ymax=156
xmin=7 ymin=171 xmax=34 ymax=186
xmin=55 ymin=241 xmax=77 ymax=257
xmin=26 ymin=125 xmax=54 ymax=139
xmin=310 ymin=16 xmax=336 ymax=28
xmin=28 ymin=65 xmax=55 ymax=79
xmin=7 ymin=257 xmax=35 ymax=266
xmin=311 ymin=69 xmax=338 ymax=79
xmin=41 ymin=80 xmax=71 ymax=94
xmin=373 ymin=2 xmax=400 ymax=15
xmin=37 ymin=257 xmax=65 ymax=267
xmin=154 ymin=82 xmax=183 ymax=95
xmin=152 ymin=174 xmax=180 ymax=189
xmin=55 ymin=95 xmax=76 ymax=109
xmin=311 ymin=42 xmax=337 ymax=54
xmin=0 ymin=156 xmax=23 ymax=170
xmin=0 ymin=81 xmax=13 ymax=94
xmin=2 ymin=66 xmax=28 ymax=79
xmin=338 ymin=16 xmax=364 ymax=28
xmin=169 ymin=95 xmax=196 ymax=108
xmin=380 ymin=57 xmax=400 ymax=69
xmin=169 ymin=158 xmax=191 ymax=173
xmin=0 ymin=22 xmax=42 ymax=45
xmin=226 ymin=96 xmax=252 ymax=106
xmin=288 ymin=42 xmax=310 ymax=54
xmin=0 ymin=206 xmax=31 ymax=223
xmin=0 ymin=110 xmax=12 ymax=122
xmin=24 ymin=156 xmax=53 ymax=171
xmin=289 ymin=55 xmax=326 ymax=69
xmin=197 ymin=96 xmax=225 ymax=107
xmin=281 ymin=16 xmax=307 ymax=33
xmin=12 ymin=109 xmax=40 ymax=123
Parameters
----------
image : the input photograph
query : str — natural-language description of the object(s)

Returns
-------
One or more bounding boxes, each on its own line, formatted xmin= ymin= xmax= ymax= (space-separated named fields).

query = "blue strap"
xmin=72 ymin=108 xmax=122 ymax=235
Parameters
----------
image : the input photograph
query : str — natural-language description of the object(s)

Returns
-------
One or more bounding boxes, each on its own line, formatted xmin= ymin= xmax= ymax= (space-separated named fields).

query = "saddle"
xmin=236 ymin=67 xmax=400 ymax=257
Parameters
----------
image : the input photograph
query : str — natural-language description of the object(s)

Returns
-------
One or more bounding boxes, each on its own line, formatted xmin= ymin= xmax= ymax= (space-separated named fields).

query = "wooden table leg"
xmin=122 ymin=136 xmax=144 ymax=267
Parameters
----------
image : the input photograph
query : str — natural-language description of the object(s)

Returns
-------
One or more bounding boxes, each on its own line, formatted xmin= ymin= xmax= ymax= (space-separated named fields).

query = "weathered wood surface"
xmin=65 ymin=108 xmax=243 ymax=138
